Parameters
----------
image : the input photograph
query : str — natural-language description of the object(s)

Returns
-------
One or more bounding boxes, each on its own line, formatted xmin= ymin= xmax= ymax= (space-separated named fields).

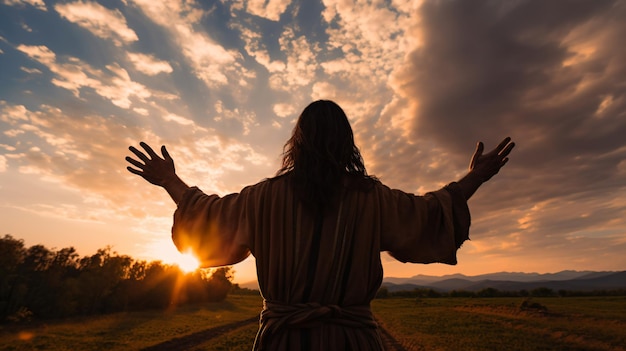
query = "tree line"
xmin=375 ymin=286 xmax=626 ymax=299
xmin=0 ymin=234 xmax=233 ymax=323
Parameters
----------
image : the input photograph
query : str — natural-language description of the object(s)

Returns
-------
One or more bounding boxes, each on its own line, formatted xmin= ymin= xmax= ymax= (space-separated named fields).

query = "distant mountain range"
xmin=382 ymin=270 xmax=626 ymax=292
xmin=238 ymin=270 xmax=626 ymax=292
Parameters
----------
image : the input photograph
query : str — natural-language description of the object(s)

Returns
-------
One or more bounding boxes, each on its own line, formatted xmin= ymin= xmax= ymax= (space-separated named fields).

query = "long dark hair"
xmin=276 ymin=100 xmax=376 ymax=207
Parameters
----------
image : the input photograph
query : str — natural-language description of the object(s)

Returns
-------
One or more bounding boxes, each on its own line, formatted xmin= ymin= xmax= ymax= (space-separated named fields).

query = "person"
xmin=125 ymin=100 xmax=514 ymax=350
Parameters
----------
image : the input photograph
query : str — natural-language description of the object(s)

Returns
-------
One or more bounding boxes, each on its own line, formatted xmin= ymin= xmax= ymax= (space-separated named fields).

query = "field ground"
xmin=1 ymin=295 xmax=625 ymax=350
xmin=0 ymin=295 xmax=263 ymax=351
xmin=373 ymin=296 xmax=626 ymax=351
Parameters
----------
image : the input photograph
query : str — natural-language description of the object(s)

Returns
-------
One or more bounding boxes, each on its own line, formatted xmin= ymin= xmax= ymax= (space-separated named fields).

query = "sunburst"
xmin=176 ymin=250 xmax=200 ymax=273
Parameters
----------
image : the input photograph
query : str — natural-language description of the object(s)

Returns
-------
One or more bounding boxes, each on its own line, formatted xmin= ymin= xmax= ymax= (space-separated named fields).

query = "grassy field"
xmin=373 ymin=296 xmax=626 ymax=351
xmin=2 ymin=295 xmax=625 ymax=350
xmin=0 ymin=295 xmax=263 ymax=351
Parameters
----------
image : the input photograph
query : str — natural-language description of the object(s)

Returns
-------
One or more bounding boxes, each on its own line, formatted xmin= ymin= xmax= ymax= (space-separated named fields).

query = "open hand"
xmin=126 ymin=142 xmax=176 ymax=187
xmin=469 ymin=137 xmax=515 ymax=182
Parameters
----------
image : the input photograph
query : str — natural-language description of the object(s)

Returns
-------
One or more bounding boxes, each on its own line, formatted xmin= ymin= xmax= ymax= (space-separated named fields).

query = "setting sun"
xmin=175 ymin=250 xmax=200 ymax=273
xmin=147 ymin=239 xmax=200 ymax=273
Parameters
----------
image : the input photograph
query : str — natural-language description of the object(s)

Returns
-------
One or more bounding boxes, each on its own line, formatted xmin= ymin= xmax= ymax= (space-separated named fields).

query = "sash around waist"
xmin=253 ymin=300 xmax=379 ymax=350
xmin=260 ymin=300 xmax=377 ymax=329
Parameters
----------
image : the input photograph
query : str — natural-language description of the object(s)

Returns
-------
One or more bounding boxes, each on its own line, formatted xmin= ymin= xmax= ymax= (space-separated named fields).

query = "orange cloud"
xmin=55 ymin=1 xmax=138 ymax=46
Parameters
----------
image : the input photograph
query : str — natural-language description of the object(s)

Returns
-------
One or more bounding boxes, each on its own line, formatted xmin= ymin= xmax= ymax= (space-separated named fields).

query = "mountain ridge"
xmin=382 ymin=270 xmax=626 ymax=292
xmin=238 ymin=270 xmax=624 ymax=291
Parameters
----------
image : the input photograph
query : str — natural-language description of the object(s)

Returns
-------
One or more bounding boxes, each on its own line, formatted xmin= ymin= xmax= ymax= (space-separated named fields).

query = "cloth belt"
xmin=253 ymin=300 xmax=377 ymax=350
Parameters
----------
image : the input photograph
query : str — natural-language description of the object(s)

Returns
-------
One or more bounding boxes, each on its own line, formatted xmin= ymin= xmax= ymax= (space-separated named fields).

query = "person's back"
xmin=246 ymin=174 xmax=385 ymax=349
xmin=244 ymin=101 xmax=393 ymax=348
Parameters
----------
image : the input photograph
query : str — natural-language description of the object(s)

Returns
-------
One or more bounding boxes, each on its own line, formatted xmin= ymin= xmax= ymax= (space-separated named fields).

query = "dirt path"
xmin=140 ymin=317 xmax=258 ymax=351
xmin=141 ymin=316 xmax=405 ymax=350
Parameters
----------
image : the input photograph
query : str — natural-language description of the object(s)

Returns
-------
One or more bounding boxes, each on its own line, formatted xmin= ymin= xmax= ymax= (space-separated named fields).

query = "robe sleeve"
xmin=171 ymin=186 xmax=252 ymax=268
xmin=379 ymin=182 xmax=471 ymax=265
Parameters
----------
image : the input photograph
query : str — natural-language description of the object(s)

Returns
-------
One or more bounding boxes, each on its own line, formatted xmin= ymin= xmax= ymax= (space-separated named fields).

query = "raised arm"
xmin=457 ymin=137 xmax=515 ymax=200
xmin=125 ymin=142 xmax=189 ymax=204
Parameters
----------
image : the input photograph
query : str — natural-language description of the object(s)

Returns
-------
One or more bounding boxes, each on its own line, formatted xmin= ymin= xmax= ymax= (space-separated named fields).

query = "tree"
xmin=0 ymin=235 xmax=26 ymax=319
xmin=204 ymin=268 xmax=233 ymax=302
xmin=1 ymin=236 xmax=237 ymax=323
xmin=375 ymin=286 xmax=389 ymax=299
xmin=530 ymin=287 xmax=555 ymax=297
xmin=477 ymin=287 xmax=500 ymax=297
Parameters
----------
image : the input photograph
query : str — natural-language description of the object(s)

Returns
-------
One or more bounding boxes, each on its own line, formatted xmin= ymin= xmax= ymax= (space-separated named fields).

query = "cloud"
xmin=20 ymin=22 xmax=33 ymax=32
xmin=230 ymin=0 xmax=416 ymax=137
xmin=163 ymin=113 xmax=195 ymax=126
xmin=20 ymin=66 xmax=42 ymax=74
xmin=273 ymin=103 xmax=296 ymax=118
xmin=224 ymin=22 xmax=317 ymax=103
xmin=16 ymin=44 xmax=154 ymax=109
xmin=270 ymin=28 xmax=318 ymax=90
xmin=130 ymin=0 xmax=246 ymax=88
xmin=0 ymin=100 xmax=32 ymax=122
xmin=54 ymin=1 xmax=138 ymax=46
xmin=321 ymin=0 xmax=415 ymax=79
xmin=2 ymin=0 xmax=46 ymax=11
xmin=0 ymin=100 xmax=270 ymax=217
xmin=0 ymin=102 xmax=147 ymax=213
xmin=464 ymin=198 xmax=626 ymax=276
xmin=388 ymin=0 xmax=626 ymax=196
xmin=15 ymin=44 xmax=55 ymax=63
xmin=246 ymin=0 xmax=291 ymax=21
xmin=133 ymin=107 xmax=149 ymax=116
xmin=0 ymin=155 xmax=6 ymax=172
xmin=373 ymin=0 xmax=626 ymax=268
xmin=213 ymin=100 xmax=259 ymax=136
xmin=236 ymin=25 xmax=286 ymax=73
xmin=127 ymin=52 xmax=173 ymax=75
xmin=227 ymin=0 xmax=416 ymax=140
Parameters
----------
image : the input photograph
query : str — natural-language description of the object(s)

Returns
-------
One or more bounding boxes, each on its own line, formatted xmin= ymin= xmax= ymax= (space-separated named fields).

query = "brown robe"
xmin=172 ymin=175 xmax=470 ymax=350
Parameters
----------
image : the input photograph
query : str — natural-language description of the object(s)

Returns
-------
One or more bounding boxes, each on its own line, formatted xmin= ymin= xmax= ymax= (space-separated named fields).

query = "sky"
xmin=1 ymin=0 xmax=625 ymax=284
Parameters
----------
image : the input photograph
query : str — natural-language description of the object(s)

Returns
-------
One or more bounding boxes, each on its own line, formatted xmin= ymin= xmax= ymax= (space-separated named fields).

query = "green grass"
xmin=2 ymin=295 xmax=625 ymax=351
xmin=0 ymin=295 xmax=263 ymax=351
xmin=372 ymin=296 xmax=626 ymax=351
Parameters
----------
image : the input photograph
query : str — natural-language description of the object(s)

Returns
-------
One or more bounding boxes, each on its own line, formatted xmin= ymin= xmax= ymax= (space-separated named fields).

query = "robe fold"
xmin=172 ymin=175 xmax=470 ymax=350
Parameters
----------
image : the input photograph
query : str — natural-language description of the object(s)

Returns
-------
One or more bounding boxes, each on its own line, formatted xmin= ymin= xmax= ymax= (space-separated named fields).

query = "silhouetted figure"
xmin=126 ymin=100 xmax=514 ymax=350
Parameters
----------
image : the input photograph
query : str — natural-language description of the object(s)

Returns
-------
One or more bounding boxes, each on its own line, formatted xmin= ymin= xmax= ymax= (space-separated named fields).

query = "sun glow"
xmin=146 ymin=239 xmax=200 ymax=273
xmin=176 ymin=250 xmax=201 ymax=273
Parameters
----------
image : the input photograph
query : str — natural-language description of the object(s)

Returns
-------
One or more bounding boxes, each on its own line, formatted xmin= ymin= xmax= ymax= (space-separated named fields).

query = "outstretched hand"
xmin=126 ymin=142 xmax=176 ymax=187
xmin=469 ymin=137 xmax=515 ymax=182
